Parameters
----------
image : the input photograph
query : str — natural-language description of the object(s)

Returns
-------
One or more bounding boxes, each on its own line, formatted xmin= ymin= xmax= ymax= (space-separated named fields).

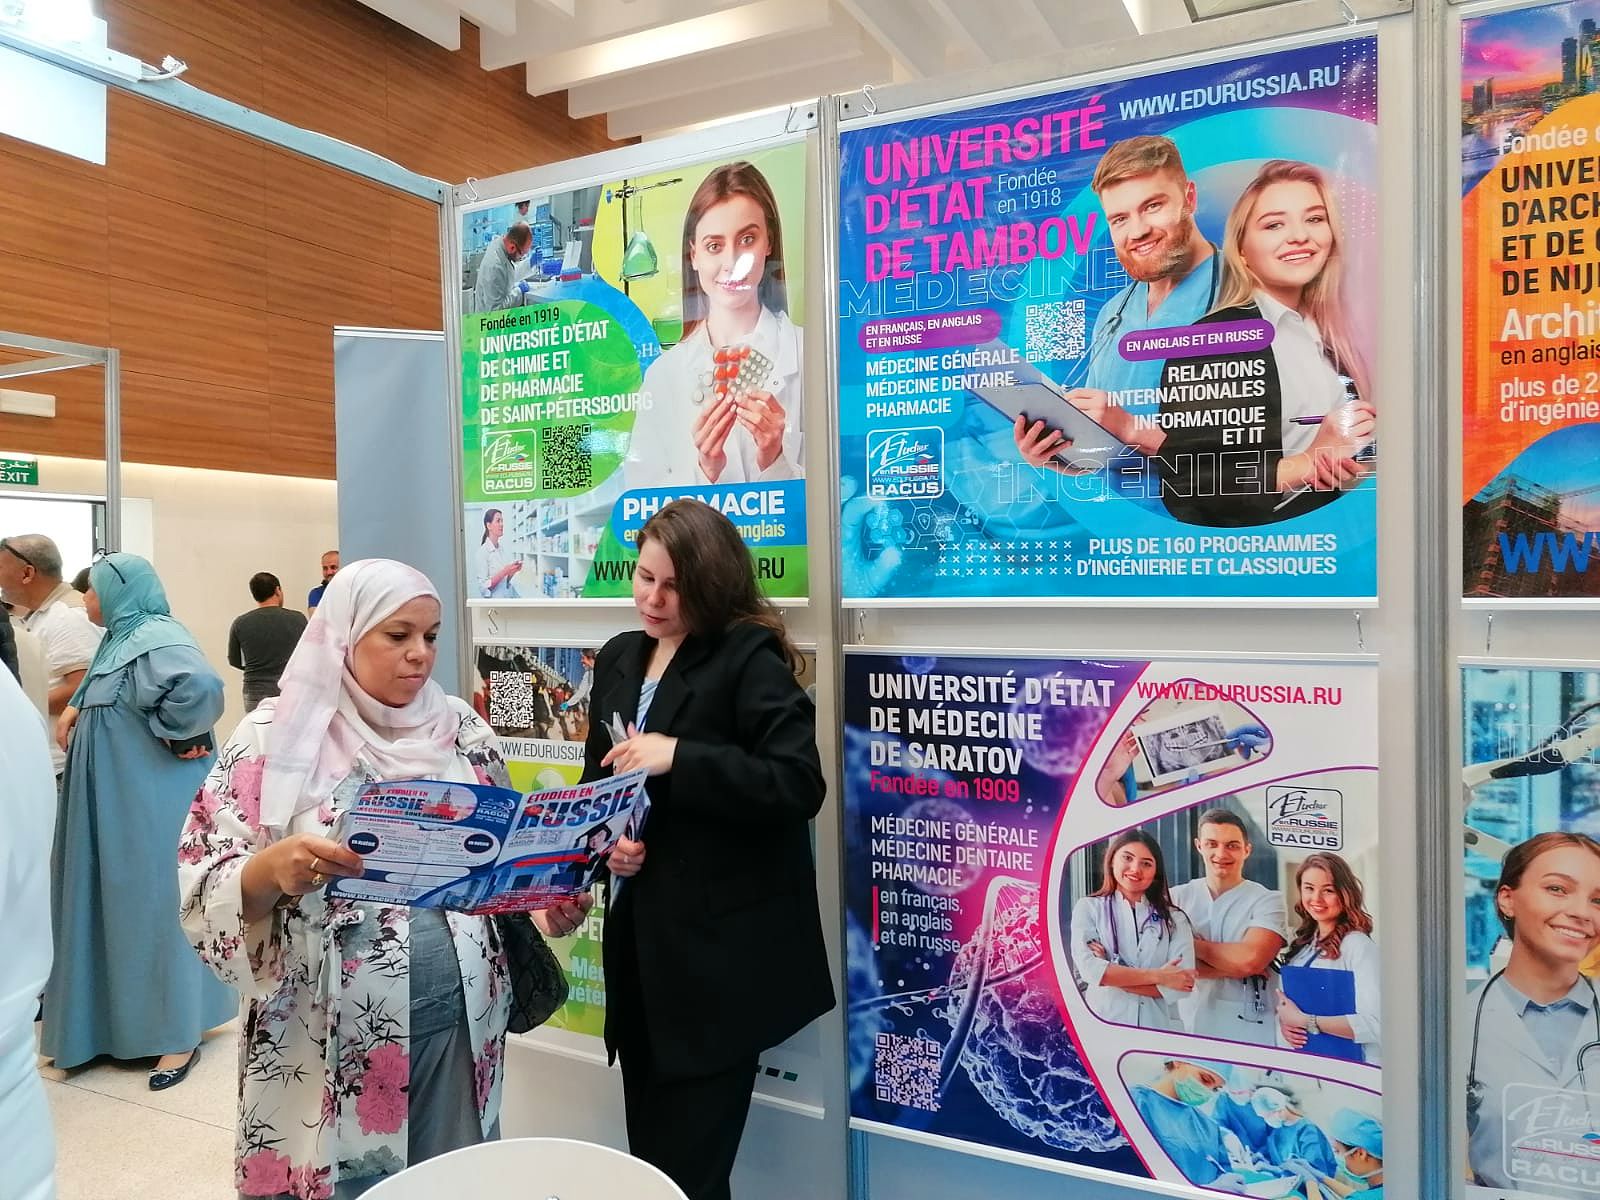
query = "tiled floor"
xmin=39 ymin=1019 xmax=240 ymax=1200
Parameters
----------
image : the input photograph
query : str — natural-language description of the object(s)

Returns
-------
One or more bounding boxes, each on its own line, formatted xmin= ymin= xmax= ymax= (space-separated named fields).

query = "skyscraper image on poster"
xmin=836 ymin=37 xmax=1380 ymax=602
xmin=1463 ymin=1 xmax=1600 ymax=600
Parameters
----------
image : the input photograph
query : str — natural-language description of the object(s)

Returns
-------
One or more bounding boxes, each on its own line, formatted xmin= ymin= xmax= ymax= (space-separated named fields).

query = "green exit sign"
xmin=0 ymin=455 xmax=38 ymax=486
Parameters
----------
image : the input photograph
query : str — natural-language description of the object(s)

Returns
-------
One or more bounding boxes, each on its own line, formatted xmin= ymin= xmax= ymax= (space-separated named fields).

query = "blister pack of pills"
xmin=693 ymin=344 xmax=773 ymax=407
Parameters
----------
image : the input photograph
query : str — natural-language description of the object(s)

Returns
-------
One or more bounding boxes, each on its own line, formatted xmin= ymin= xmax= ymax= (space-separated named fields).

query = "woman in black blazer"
xmin=583 ymin=498 xmax=834 ymax=1200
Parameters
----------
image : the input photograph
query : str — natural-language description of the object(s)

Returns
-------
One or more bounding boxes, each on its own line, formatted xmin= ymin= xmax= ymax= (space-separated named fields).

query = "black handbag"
xmin=495 ymin=913 xmax=569 ymax=1033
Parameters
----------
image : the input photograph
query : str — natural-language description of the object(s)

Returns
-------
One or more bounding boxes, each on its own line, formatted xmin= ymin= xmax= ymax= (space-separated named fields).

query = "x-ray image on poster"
xmin=836 ymin=36 xmax=1379 ymax=601
xmin=1463 ymin=665 xmax=1600 ymax=1199
xmin=844 ymin=650 xmax=1381 ymax=1191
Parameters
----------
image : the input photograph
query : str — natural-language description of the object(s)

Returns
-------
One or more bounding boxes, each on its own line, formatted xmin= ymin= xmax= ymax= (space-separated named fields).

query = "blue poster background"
xmin=837 ymin=38 xmax=1380 ymax=600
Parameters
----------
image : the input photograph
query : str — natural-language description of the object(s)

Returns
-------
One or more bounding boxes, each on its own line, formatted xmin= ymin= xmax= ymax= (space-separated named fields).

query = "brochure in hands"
xmin=327 ymin=769 xmax=649 ymax=913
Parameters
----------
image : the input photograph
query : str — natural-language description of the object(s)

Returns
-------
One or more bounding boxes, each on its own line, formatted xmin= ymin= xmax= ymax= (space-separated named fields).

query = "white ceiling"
xmin=351 ymin=0 xmax=1199 ymax=141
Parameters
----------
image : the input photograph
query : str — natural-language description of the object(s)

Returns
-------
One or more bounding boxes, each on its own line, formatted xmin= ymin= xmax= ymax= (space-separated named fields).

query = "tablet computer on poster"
xmin=965 ymin=345 xmax=1133 ymax=472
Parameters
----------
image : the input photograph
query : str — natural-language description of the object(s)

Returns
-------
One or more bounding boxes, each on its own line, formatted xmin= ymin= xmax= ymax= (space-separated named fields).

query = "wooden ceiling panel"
xmin=268 ymin=392 xmax=337 ymax=479
xmin=267 ymin=314 xmax=334 ymax=402
xmin=262 ymin=146 xmax=397 ymax=259
xmin=106 ymin=93 xmax=267 ymax=225
xmin=264 ymin=232 xmax=394 ymax=329
xmin=108 ymin=0 xmax=265 ymax=65
xmin=107 ymin=185 xmax=268 ymax=311
xmin=110 ymin=282 xmax=270 ymax=393
xmin=259 ymin=3 xmax=389 ymax=129
xmin=102 ymin=0 xmax=265 ymax=111
xmin=0 ymin=253 xmax=110 ymax=346
xmin=0 ymin=146 xmax=109 ymax=273
xmin=119 ymin=369 xmax=276 ymax=473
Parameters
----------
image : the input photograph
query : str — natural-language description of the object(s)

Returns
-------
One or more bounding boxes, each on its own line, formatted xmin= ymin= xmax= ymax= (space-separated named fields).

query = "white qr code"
xmin=488 ymin=670 xmax=536 ymax=728
xmin=1024 ymin=300 xmax=1087 ymax=362
xmin=873 ymin=1032 xmax=941 ymax=1111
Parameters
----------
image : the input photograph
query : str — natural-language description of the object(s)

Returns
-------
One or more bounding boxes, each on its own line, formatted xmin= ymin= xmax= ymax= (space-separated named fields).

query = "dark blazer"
xmin=0 ymin=609 xmax=17 ymax=685
xmin=1155 ymin=301 xmax=1345 ymax=528
xmin=582 ymin=620 xmax=835 ymax=1077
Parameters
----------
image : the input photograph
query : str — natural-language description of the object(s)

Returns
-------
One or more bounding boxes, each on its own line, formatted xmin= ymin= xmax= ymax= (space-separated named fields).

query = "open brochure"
xmin=327 ymin=769 xmax=649 ymax=913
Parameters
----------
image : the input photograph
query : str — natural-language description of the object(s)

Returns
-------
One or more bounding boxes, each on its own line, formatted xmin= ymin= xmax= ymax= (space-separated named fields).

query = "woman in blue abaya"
xmin=41 ymin=552 xmax=235 ymax=1087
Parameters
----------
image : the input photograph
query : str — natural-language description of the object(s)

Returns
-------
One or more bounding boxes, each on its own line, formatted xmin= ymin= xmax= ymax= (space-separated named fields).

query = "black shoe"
xmin=148 ymin=1043 xmax=200 ymax=1091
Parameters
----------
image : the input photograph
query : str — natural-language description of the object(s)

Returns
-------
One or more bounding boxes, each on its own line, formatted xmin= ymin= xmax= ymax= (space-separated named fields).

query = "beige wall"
xmin=21 ymin=455 xmax=337 ymax=739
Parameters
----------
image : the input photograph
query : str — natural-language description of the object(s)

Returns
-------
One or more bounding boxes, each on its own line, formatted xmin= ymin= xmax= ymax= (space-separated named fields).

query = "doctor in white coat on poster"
xmin=0 ymin=665 xmax=57 ymax=1199
xmin=1467 ymin=832 xmax=1600 ymax=1195
xmin=1070 ymin=830 xmax=1196 ymax=1029
xmin=626 ymin=161 xmax=804 ymax=490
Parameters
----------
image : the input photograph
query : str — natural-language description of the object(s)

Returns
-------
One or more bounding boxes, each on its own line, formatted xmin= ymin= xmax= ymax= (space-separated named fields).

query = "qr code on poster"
xmin=1024 ymin=300 xmax=1087 ymax=362
xmin=488 ymin=670 xmax=536 ymax=728
xmin=873 ymin=1032 xmax=941 ymax=1111
xmin=540 ymin=423 xmax=593 ymax=490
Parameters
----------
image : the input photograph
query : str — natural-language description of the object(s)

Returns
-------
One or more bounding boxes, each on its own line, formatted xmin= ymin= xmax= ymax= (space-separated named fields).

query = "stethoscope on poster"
xmin=1077 ymin=247 xmax=1223 ymax=381
xmin=1464 ymin=700 xmax=1600 ymax=1138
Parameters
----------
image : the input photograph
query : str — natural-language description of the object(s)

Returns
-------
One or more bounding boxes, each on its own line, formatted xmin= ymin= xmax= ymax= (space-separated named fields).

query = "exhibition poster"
xmin=475 ymin=643 xmax=607 ymax=1039
xmin=1463 ymin=665 xmax=1600 ymax=1200
xmin=845 ymin=651 xmax=1382 ymax=1191
xmin=836 ymin=36 xmax=1380 ymax=601
xmin=459 ymin=142 xmax=809 ymax=602
xmin=1463 ymin=2 xmax=1600 ymax=600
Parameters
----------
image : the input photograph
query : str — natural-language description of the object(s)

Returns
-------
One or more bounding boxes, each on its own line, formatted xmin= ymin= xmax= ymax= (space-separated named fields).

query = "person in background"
xmin=70 ymin=567 xmax=90 ymax=594
xmin=1323 ymin=1108 xmax=1383 ymax=1197
xmin=3 ymin=602 xmax=48 ymax=717
xmin=583 ymin=499 xmax=834 ymax=1200
xmin=179 ymin=559 xmax=589 ymax=1198
xmin=1213 ymin=1065 xmax=1272 ymax=1161
xmin=1 ymin=664 xmax=55 ymax=1199
xmin=228 ymin=571 xmax=309 ymax=712
xmin=308 ymin=549 xmax=340 ymax=611
xmin=42 ymin=553 xmax=233 ymax=1088
xmin=0 ymin=600 xmax=16 ymax=682
xmin=1172 ymin=808 xmax=1287 ymax=1045
xmin=471 ymin=222 xmax=533 ymax=314
xmin=0 ymin=535 xmax=103 ymax=778
xmin=1130 ymin=1058 xmax=1235 ymax=1186
xmin=1253 ymin=1085 xmax=1337 ymax=1177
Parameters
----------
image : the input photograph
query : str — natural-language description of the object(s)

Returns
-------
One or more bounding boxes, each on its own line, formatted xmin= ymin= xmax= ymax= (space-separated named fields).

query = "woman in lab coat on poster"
xmin=1274 ymin=852 xmax=1383 ymax=1065
xmin=475 ymin=508 xmax=521 ymax=600
xmin=1466 ymin=832 xmax=1600 ymax=1194
xmin=1070 ymin=830 xmax=1197 ymax=1029
xmin=626 ymin=161 xmax=804 ymax=489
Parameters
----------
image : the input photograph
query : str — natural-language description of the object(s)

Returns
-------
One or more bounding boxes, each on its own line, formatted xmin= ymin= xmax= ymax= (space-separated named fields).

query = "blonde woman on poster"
xmin=626 ymin=162 xmax=804 ymax=489
xmin=1466 ymin=832 xmax=1600 ymax=1192
xmin=1070 ymin=830 xmax=1196 ymax=1029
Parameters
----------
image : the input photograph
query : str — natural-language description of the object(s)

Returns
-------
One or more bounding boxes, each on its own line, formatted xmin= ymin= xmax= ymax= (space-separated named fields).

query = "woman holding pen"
xmin=1070 ymin=830 xmax=1197 ymax=1028
xmin=583 ymin=498 xmax=833 ymax=1200
xmin=1156 ymin=159 xmax=1375 ymax=527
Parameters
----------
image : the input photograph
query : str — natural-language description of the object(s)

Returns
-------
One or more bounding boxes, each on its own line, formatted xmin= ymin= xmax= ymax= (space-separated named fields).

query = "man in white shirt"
xmin=0 ymin=535 xmax=103 ymax=775
xmin=1171 ymin=808 xmax=1286 ymax=1045
xmin=0 ymin=665 xmax=58 ymax=1198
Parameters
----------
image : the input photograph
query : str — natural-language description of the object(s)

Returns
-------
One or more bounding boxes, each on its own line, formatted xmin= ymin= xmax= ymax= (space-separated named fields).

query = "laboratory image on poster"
xmin=836 ymin=36 xmax=1380 ymax=602
xmin=844 ymin=651 xmax=1380 ymax=1189
xmin=1463 ymin=665 xmax=1600 ymax=1199
xmin=1463 ymin=2 xmax=1600 ymax=600
xmin=460 ymin=141 xmax=809 ymax=602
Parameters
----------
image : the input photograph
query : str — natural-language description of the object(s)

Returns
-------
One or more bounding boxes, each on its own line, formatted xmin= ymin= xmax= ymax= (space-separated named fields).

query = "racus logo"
xmin=867 ymin=427 xmax=944 ymax=499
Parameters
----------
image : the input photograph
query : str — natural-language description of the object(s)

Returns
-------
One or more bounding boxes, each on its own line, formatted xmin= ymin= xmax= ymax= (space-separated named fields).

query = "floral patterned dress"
xmin=178 ymin=698 xmax=514 ymax=1200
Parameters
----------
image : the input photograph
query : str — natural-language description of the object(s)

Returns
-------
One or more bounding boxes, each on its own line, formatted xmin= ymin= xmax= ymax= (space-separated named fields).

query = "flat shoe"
xmin=148 ymin=1043 xmax=200 ymax=1091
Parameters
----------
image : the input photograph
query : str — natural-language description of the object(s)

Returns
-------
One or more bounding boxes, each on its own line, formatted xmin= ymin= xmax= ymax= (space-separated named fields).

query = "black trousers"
xmin=610 ymin=902 xmax=757 ymax=1200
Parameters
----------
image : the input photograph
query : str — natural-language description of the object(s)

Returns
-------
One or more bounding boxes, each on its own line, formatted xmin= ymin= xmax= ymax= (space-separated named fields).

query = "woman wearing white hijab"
xmin=178 ymin=560 xmax=589 ymax=1199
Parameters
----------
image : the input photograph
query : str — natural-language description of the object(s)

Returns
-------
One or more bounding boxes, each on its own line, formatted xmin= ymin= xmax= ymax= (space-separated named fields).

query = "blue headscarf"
xmin=72 ymin=553 xmax=200 ymax=701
